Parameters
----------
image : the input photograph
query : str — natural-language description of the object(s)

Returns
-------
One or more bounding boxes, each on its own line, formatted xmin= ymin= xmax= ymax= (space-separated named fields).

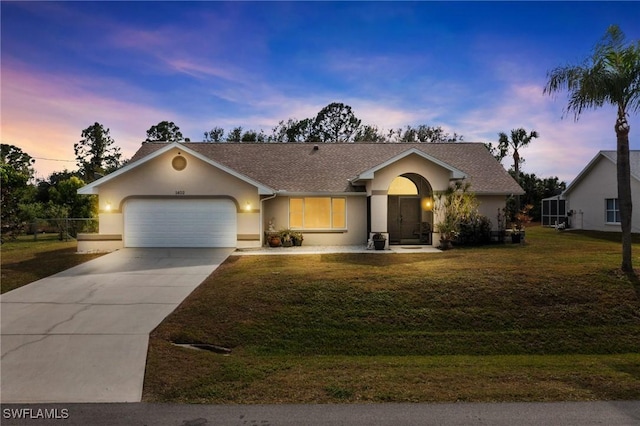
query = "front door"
xmin=388 ymin=196 xmax=421 ymax=244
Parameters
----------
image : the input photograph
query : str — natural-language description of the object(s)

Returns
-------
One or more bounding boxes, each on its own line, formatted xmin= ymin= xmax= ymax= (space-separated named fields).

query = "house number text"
xmin=175 ymin=190 xmax=186 ymax=195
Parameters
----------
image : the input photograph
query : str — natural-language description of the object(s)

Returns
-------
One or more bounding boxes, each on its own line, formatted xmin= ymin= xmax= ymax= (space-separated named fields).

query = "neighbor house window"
xmin=289 ymin=197 xmax=346 ymax=229
xmin=605 ymin=198 xmax=620 ymax=224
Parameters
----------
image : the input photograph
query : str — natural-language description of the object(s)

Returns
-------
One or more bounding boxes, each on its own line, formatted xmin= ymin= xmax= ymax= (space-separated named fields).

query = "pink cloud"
xmin=1 ymin=60 xmax=186 ymax=180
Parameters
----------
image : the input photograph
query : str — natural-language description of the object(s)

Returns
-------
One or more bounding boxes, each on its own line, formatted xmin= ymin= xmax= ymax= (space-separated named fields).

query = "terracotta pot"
xmin=268 ymin=235 xmax=281 ymax=247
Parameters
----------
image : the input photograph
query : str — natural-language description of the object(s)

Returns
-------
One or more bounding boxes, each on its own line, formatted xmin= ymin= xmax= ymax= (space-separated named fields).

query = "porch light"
xmin=421 ymin=197 xmax=433 ymax=211
xmin=105 ymin=201 xmax=112 ymax=212
xmin=245 ymin=201 xmax=252 ymax=212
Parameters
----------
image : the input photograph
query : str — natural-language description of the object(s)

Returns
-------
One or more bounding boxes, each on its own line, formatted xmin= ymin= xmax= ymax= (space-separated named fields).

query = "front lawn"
xmin=1 ymin=234 xmax=105 ymax=294
xmin=144 ymin=226 xmax=640 ymax=403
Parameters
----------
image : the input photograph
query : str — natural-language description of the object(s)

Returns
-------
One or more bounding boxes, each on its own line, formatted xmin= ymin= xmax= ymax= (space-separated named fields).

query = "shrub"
xmin=457 ymin=214 xmax=492 ymax=246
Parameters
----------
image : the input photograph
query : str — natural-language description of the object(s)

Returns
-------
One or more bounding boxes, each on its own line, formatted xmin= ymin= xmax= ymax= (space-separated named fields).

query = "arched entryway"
xmin=387 ymin=173 xmax=433 ymax=244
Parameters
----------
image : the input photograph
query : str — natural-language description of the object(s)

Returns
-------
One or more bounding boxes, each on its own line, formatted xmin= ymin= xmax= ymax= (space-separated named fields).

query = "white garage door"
xmin=124 ymin=199 xmax=237 ymax=247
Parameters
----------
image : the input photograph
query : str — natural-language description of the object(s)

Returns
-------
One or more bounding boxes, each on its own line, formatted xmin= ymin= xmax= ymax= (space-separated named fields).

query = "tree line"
xmin=202 ymin=102 xmax=463 ymax=144
xmin=143 ymin=103 xmax=463 ymax=144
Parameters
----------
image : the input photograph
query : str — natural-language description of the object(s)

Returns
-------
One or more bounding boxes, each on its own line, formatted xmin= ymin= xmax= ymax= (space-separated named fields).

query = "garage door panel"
xmin=124 ymin=199 xmax=236 ymax=247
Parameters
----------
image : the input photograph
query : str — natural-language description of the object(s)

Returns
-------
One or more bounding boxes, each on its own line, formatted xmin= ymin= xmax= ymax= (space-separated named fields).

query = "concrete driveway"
xmin=0 ymin=248 xmax=233 ymax=403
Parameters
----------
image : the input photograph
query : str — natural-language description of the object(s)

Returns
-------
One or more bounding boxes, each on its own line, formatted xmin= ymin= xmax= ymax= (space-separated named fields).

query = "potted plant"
xmin=511 ymin=204 xmax=533 ymax=244
xmin=372 ymin=233 xmax=386 ymax=250
xmin=291 ymin=231 xmax=304 ymax=246
xmin=268 ymin=234 xmax=281 ymax=247
xmin=280 ymin=229 xmax=293 ymax=247
xmin=436 ymin=222 xmax=456 ymax=250
xmin=435 ymin=214 xmax=458 ymax=250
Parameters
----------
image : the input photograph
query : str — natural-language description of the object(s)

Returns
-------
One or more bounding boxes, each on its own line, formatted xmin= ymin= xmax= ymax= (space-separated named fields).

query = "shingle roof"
xmin=129 ymin=142 xmax=524 ymax=195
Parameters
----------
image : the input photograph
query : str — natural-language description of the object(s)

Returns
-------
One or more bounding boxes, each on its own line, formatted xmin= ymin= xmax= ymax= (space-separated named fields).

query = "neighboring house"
xmin=77 ymin=142 xmax=523 ymax=252
xmin=542 ymin=150 xmax=640 ymax=232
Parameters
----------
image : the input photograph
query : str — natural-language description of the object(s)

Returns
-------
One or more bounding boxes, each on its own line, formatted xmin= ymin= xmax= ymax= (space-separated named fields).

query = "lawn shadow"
xmin=1 ymin=246 xmax=103 ymax=293
xmin=610 ymin=267 xmax=640 ymax=299
xmin=567 ymin=229 xmax=640 ymax=244
xmin=319 ymin=252 xmax=431 ymax=267
xmin=628 ymin=269 xmax=640 ymax=299
xmin=2 ymin=246 xmax=78 ymax=276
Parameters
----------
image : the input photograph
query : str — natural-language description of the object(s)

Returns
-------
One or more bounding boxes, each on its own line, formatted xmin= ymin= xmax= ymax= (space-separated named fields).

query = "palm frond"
xmin=544 ymin=26 xmax=640 ymax=121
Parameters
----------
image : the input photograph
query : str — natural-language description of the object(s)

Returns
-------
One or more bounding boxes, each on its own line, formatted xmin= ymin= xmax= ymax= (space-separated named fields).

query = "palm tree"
xmin=544 ymin=25 xmax=640 ymax=274
xmin=498 ymin=128 xmax=539 ymax=211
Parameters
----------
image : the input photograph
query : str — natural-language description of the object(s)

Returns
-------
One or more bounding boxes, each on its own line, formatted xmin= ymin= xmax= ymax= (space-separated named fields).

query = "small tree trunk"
xmin=616 ymin=112 xmax=633 ymax=273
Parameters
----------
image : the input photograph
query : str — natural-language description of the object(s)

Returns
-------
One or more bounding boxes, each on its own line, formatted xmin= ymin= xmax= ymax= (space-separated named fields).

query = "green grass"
xmin=144 ymin=226 xmax=640 ymax=403
xmin=1 ymin=234 xmax=105 ymax=293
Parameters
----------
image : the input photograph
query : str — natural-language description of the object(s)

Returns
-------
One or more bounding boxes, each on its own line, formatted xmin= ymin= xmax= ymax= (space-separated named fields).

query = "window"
xmin=606 ymin=198 xmax=620 ymax=224
xmin=290 ymin=198 xmax=304 ymax=228
xmin=388 ymin=176 xmax=418 ymax=195
xmin=541 ymin=198 xmax=567 ymax=227
xmin=289 ymin=197 xmax=347 ymax=229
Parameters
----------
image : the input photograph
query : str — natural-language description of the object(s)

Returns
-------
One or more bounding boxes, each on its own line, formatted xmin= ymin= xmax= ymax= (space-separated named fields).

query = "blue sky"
xmin=2 ymin=1 xmax=639 ymax=183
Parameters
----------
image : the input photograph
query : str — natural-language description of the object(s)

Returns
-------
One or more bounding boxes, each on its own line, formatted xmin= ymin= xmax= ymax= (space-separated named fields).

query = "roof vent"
xmin=313 ymin=145 xmax=319 ymax=150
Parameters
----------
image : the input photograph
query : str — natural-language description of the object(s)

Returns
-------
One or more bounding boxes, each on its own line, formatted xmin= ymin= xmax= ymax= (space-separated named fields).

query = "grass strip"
xmin=1 ymin=234 xmax=104 ymax=293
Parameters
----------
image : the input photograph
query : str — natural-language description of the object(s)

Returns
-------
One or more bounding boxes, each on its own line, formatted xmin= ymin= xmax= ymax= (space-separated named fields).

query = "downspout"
xmin=259 ymin=192 xmax=278 ymax=246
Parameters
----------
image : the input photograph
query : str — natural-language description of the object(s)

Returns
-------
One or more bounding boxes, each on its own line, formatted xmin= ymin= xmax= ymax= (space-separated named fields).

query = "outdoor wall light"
xmin=105 ymin=201 xmax=112 ymax=212
xmin=421 ymin=197 xmax=433 ymax=212
xmin=245 ymin=201 xmax=252 ymax=212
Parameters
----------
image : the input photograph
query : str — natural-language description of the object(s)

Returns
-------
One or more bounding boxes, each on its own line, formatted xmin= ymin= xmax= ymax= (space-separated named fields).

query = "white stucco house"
xmin=76 ymin=141 xmax=523 ymax=252
xmin=542 ymin=150 xmax=640 ymax=233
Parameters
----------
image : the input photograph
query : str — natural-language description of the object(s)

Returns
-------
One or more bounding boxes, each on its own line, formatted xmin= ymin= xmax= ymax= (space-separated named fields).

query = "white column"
xmin=370 ymin=194 xmax=388 ymax=233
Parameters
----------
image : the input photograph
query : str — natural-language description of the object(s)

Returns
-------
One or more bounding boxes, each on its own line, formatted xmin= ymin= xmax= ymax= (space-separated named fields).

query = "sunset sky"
xmin=2 ymin=1 xmax=639 ymax=183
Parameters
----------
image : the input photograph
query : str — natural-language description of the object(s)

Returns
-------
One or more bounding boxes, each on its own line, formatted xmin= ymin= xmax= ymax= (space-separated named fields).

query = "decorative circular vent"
xmin=172 ymin=155 xmax=187 ymax=171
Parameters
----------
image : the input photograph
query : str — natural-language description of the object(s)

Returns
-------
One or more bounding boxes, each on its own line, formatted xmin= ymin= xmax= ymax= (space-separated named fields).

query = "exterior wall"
xmin=263 ymin=195 xmax=368 ymax=245
xmin=567 ymin=157 xmax=640 ymax=232
xmin=91 ymin=147 xmax=262 ymax=249
xmin=476 ymin=195 xmax=508 ymax=228
xmin=237 ymin=212 xmax=261 ymax=248
xmin=97 ymin=212 xmax=122 ymax=235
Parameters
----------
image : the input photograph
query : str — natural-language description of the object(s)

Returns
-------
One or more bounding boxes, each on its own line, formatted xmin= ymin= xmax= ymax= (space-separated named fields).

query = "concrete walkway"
xmin=233 ymin=244 xmax=442 ymax=256
xmin=0 ymin=248 xmax=233 ymax=403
